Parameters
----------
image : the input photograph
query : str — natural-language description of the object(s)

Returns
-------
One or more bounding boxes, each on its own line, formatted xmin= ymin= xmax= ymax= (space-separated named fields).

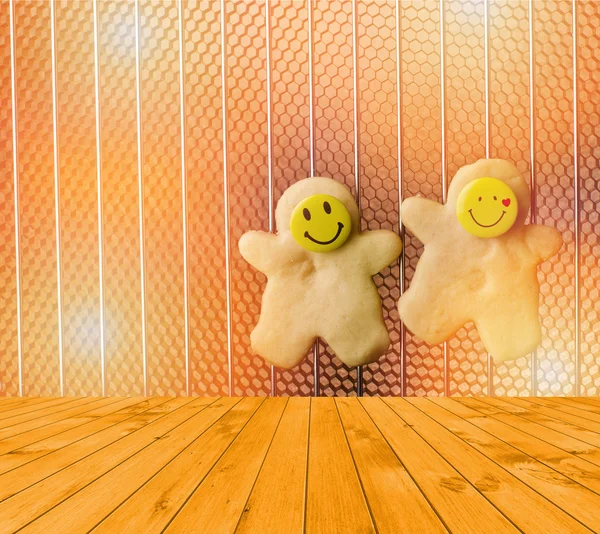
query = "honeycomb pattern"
xmin=14 ymin=0 xmax=61 ymax=396
xmin=0 ymin=0 xmax=19 ymax=397
xmin=226 ymin=0 xmax=271 ymax=396
xmin=579 ymin=0 xmax=600 ymax=395
xmin=184 ymin=0 xmax=229 ymax=397
xmin=356 ymin=0 xmax=401 ymax=397
xmin=54 ymin=0 xmax=102 ymax=396
xmin=400 ymin=0 xmax=444 ymax=396
xmin=313 ymin=0 xmax=357 ymax=396
xmin=533 ymin=0 xmax=576 ymax=396
xmin=445 ymin=0 xmax=489 ymax=396
xmin=448 ymin=324 xmax=487 ymax=396
xmin=270 ymin=0 xmax=314 ymax=397
xmin=139 ymin=0 xmax=186 ymax=396
xmin=2 ymin=0 xmax=595 ymax=397
xmin=98 ymin=0 xmax=144 ymax=396
xmin=488 ymin=0 xmax=532 ymax=396
xmin=445 ymin=0 xmax=486 ymax=180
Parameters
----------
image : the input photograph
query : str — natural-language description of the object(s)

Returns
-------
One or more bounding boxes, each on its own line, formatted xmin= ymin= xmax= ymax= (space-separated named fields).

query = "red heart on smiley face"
xmin=502 ymin=198 xmax=511 ymax=207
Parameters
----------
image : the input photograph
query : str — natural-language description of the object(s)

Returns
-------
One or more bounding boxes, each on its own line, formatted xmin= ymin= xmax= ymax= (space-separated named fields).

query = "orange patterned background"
xmin=0 ymin=0 xmax=598 ymax=398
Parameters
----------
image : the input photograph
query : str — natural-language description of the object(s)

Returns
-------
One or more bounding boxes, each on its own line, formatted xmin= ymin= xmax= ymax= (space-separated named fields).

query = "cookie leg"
xmin=475 ymin=307 xmax=542 ymax=363
xmin=399 ymin=288 xmax=468 ymax=345
xmin=324 ymin=314 xmax=390 ymax=368
xmin=250 ymin=314 xmax=316 ymax=369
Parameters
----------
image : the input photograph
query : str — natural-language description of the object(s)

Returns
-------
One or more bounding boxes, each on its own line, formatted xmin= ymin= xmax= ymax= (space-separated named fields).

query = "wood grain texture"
xmin=164 ymin=398 xmax=287 ymax=534
xmin=0 ymin=397 xmax=31 ymax=412
xmin=421 ymin=397 xmax=600 ymax=530
xmin=94 ymin=398 xmax=264 ymax=533
xmin=361 ymin=397 xmax=518 ymax=534
xmin=0 ymin=397 xmax=84 ymax=428
xmin=514 ymin=397 xmax=600 ymax=428
xmin=236 ymin=398 xmax=310 ymax=534
xmin=500 ymin=397 xmax=600 ymax=447
xmin=449 ymin=397 xmax=600 ymax=493
xmin=566 ymin=397 xmax=600 ymax=408
xmin=2 ymin=397 xmax=600 ymax=532
xmin=336 ymin=397 xmax=447 ymax=534
xmin=0 ymin=398 xmax=164 ymax=476
xmin=0 ymin=397 xmax=198 ymax=532
xmin=387 ymin=398 xmax=591 ymax=534
xmin=21 ymin=398 xmax=237 ymax=533
xmin=0 ymin=397 xmax=101 ymax=439
xmin=533 ymin=396 xmax=600 ymax=423
xmin=466 ymin=396 xmax=600 ymax=467
xmin=305 ymin=398 xmax=376 ymax=534
xmin=0 ymin=397 xmax=124 ymax=454
xmin=0 ymin=397 xmax=65 ymax=417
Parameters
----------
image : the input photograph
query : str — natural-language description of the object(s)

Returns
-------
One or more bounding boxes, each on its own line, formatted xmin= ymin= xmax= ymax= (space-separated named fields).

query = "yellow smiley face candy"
xmin=290 ymin=194 xmax=352 ymax=252
xmin=456 ymin=177 xmax=519 ymax=238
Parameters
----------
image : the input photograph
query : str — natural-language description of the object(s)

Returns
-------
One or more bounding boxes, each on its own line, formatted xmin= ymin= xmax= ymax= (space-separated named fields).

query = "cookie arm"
xmin=401 ymin=196 xmax=444 ymax=245
xmin=524 ymin=224 xmax=563 ymax=262
xmin=238 ymin=231 xmax=282 ymax=275
xmin=356 ymin=230 xmax=403 ymax=275
xmin=239 ymin=231 xmax=309 ymax=275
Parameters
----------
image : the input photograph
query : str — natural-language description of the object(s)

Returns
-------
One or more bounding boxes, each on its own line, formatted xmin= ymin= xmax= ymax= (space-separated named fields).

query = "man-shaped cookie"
xmin=239 ymin=177 xmax=403 ymax=369
xmin=399 ymin=159 xmax=563 ymax=362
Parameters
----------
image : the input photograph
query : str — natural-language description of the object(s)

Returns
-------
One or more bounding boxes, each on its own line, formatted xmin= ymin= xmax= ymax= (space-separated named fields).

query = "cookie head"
xmin=290 ymin=193 xmax=352 ymax=252
xmin=456 ymin=177 xmax=519 ymax=238
xmin=276 ymin=176 xmax=359 ymax=251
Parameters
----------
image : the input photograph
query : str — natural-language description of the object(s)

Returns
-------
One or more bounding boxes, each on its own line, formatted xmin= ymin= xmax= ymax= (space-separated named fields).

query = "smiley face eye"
xmin=323 ymin=201 xmax=331 ymax=214
xmin=478 ymin=196 xmax=482 ymax=202
xmin=494 ymin=196 xmax=497 ymax=200
xmin=303 ymin=208 xmax=311 ymax=221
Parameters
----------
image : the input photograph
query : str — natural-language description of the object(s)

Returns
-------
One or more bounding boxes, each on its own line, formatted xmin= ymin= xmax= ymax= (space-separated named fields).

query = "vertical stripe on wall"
xmin=139 ymin=0 xmax=186 ymax=396
xmin=265 ymin=0 xmax=275 ymax=396
xmin=488 ymin=0 xmax=532 ymax=396
xmin=178 ymin=0 xmax=190 ymax=396
xmin=15 ymin=0 xmax=61 ymax=396
xmin=270 ymin=0 xmax=313 ymax=397
xmin=313 ymin=0 xmax=358 ymax=397
xmin=0 ymin=0 xmax=19 ymax=397
xmin=400 ymin=0 xmax=444 ymax=397
xmin=444 ymin=0 xmax=488 ymax=397
xmin=99 ymin=0 xmax=144 ymax=396
xmin=533 ymin=0 xmax=576 ymax=397
xmin=183 ymin=0 xmax=229 ymax=397
xmin=357 ymin=0 xmax=401 ymax=397
xmin=226 ymin=0 xmax=271 ymax=396
xmin=54 ymin=0 xmax=103 ymax=396
xmin=579 ymin=0 xmax=600 ymax=396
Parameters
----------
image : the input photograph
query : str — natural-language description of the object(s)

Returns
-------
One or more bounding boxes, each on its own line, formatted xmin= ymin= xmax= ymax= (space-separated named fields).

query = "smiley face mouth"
xmin=468 ymin=209 xmax=506 ymax=228
xmin=304 ymin=222 xmax=344 ymax=245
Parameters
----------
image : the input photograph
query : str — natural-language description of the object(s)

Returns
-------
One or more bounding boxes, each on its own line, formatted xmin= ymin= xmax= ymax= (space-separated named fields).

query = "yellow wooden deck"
xmin=0 ymin=396 xmax=600 ymax=533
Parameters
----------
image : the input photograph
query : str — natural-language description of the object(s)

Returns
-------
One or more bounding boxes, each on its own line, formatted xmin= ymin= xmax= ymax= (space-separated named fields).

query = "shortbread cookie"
xmin=398 ymin=159 xmax=563 ymax=362
xmin=239 ymin=177 xmax=403 ymax=369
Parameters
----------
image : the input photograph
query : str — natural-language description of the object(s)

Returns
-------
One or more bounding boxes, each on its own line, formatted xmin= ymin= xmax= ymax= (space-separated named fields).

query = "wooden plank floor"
xmin=0 ymin=398 xmax=600 ymax=533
